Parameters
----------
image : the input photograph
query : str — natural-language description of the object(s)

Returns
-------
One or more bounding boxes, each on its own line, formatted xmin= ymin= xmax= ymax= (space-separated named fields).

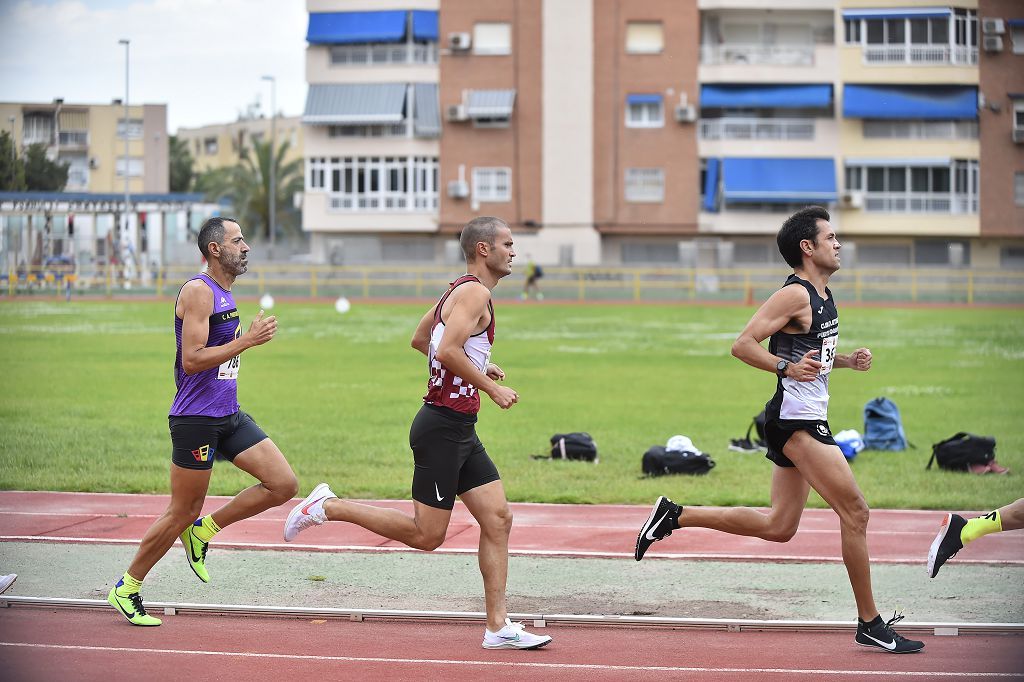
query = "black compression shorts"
xmin=409 ymin=403 xmax=500 ymax=511
xmin=168 ymin=410 xmax=268 ymax=471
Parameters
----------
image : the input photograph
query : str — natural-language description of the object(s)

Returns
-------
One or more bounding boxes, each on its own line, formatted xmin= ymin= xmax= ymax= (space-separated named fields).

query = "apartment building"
xmin=977 ymin=0 xmax=1024 ymax=268
xmin=0 ymin=100 xmax=168 ymax=194
xmin=177 ymin=115 xmax=304 ymax=175
xmin=301 ymin=1 xmax=1021 ymax=267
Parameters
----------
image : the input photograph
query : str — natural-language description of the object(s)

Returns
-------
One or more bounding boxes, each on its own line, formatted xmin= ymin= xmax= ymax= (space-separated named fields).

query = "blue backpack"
xmin=863 ymin=397 xmax=909 ymax=451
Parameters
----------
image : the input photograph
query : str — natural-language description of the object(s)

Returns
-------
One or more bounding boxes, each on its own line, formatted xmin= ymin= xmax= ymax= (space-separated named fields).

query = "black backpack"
xmin=550 ymin=432 xmax=598 ymax=462
xmin=642 ymin=445 xmax=715 ymax=477
xmin=927 ymin=433 xmax=995 ymax=471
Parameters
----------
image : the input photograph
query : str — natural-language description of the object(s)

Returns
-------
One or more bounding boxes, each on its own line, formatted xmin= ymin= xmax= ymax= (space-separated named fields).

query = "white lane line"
xmin=1 ymin=535 xmax=1021 ymax=565
xmin=1 ymin=642 xmax=1021 ymax=677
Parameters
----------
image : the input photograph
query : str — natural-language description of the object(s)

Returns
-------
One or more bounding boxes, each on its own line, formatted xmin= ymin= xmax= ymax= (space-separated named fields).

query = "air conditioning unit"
xmin=447 ymin=180 xmax=469 ymax=198
xmin=674 ymin=105 xmax=697 ymax=123
xmin=982 ymin=35 xmax=1004 ymax=52
xmin=981 ymin=17 xmax=1005 ymax=34
xmin=1013 ymin=129 xmax=1024 ymax=144
xmin=445 ymin=104 xmax=468 ymax=122
xmin=840 ymin=191 xmax=864 ymax=210
xmin=89 ymin=157 xmax=99 ymax=169
xmin=448 ymin=32 xmax=471 ymax=51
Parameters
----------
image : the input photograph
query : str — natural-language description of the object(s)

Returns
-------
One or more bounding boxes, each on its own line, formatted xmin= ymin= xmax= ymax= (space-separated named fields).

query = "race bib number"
xmin=819 ymin=335 xmax=837 ymax=375
xmin=217 ymin=327 xmax=241 ymax=380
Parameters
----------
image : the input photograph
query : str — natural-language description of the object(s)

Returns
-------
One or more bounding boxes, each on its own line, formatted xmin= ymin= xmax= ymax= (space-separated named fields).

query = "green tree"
xmin=0 ymin=132 xmax=27 ymax=191
xmin=168 ymin=134 xmax=194 ymax=192
xmin=23 ymin=143 xmax=69 ymax=191
xmin=195 ymin=138 xmax=303 ymax=240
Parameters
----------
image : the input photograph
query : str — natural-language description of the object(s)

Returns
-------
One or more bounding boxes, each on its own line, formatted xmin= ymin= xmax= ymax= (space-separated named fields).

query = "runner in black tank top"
xmin=634 ymin=207 xmax=924 ymax=654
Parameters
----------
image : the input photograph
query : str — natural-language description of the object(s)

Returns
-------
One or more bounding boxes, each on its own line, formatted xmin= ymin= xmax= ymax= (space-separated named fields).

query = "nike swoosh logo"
xmin=645 ymin=512 xmax=669 ymax=540
xmin=301 ymin=496 xmax=327 ymax=515
xmin=435 ymin=483 xmax=444 ymax=502
xmin=112 ymin=597 xmax=136 ymax=619
xmin=499 ymin=634 xmax=520 ymax=641
xmin=184 ymin=530 xmax=203 ymax=562
xmin=863 ymin=633 xmax=897 ymax=650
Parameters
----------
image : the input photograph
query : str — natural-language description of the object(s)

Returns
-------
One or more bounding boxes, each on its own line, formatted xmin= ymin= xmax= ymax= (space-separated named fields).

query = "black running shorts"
xmin=764 ymin=418 xmax=838 ymax=468
xmin=409 ymin=403 xmax=500 ymax=511
xmin=168 ymin=410 xmax=268 ymax=471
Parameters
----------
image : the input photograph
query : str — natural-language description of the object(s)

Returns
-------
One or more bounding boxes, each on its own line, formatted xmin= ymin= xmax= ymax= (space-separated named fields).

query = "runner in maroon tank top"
xmin=284 ymin=216 xmax=551 ymax=650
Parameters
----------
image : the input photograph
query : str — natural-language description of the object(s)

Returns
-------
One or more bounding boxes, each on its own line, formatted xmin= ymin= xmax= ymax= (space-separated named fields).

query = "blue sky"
xmin=0 ymin=0 xmax=308 ymax=131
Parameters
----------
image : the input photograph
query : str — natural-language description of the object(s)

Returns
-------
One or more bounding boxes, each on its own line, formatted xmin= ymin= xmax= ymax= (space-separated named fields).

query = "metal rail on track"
xmin=2 ymin=596 xmax=1021 ymax=636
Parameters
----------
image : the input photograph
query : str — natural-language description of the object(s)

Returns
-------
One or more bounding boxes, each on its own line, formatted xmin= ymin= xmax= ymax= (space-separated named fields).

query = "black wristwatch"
xmin=776 ymin=359 xmax=790 ymax=377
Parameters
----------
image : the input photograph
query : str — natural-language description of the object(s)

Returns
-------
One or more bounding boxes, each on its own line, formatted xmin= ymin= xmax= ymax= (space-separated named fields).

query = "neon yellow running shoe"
xmin=180 ymin=521 xmax=210 ymax=583
xmin=108 ymin=582 xmax=161 ymax=626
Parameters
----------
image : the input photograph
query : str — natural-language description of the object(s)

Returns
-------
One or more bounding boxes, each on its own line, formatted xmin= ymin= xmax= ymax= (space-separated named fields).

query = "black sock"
xmin=859 ymin=614 xmax=883 ymax=627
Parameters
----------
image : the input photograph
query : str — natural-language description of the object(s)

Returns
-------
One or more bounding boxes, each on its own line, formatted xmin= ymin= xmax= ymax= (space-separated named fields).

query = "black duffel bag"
xmin=550 ymin=432 xmax=598 ymax=462
xmin=642 ymin=445 xmax=715 ymax=477
xmin=926 ymin=432 xmax=995 ymax=471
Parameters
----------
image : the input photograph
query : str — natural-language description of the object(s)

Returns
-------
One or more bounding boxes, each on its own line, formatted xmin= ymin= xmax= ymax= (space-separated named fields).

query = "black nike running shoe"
xmin=927 ymin=513 xmax=967 ymax=578
xmin=634 ymin=496 xmax=682 ymax=561
xmin=856 ymin=612 xmax=924 ymax=654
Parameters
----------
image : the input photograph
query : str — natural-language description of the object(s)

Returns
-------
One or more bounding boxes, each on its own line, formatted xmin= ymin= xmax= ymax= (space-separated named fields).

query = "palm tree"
xmin=196 ymin=138 xmax=303 ymax=241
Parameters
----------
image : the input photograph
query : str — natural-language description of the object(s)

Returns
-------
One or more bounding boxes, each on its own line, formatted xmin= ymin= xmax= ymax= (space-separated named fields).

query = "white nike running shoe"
xmin=283 ymin=482 xmax=336 ymax=542
xmin=482 ymin=618 xmax=552 ymax=650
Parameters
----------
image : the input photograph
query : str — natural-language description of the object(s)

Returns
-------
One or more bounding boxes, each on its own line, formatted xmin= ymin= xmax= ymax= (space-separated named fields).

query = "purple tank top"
xmin=169 ymin=273 xmax=241 ymax=417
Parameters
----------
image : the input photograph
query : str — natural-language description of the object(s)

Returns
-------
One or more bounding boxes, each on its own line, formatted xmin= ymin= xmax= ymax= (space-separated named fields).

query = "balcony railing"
xmin=862 ymin=120 xmax=978 ymax=139
xmin=862 ymin=44 xmax=978 ymax=65
xmin=330 ymin=42 xmax=438 ymax=66
xmin=328 ymin=193 xmax=439 ymax=212
xmin=700 ymin=118 xmax=815 ymax=140
xmin=863 ymin=192 xmax=978 ymax=213
xmin=700 ymin=43 xmax=815 ymax=66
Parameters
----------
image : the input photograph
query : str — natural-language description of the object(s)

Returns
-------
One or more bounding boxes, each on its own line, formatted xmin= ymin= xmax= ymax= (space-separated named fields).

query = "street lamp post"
xmin=118 ymin=39 xmax=130 ymax=257
xmin=261 ymin=75 xmax=276 ymax=256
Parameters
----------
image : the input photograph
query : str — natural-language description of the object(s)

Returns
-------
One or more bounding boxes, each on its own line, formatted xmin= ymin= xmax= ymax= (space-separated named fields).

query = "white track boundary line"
xmin=2 ymin=534 xmax=1021 ymax=565
xmin=0 ymin=642 xmax=1021 ymax=677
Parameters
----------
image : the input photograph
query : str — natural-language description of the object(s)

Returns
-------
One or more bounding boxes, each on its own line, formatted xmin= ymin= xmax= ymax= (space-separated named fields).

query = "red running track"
xmin=1 ymin=491 xmax=1022 ymax=565
xmin=1 ymin=608 xmax=1022 ymax=681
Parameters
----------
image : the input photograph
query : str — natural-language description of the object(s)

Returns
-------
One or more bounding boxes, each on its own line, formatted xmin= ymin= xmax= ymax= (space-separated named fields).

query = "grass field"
xmin=1 ymin=298 xmax=1021 ymax=511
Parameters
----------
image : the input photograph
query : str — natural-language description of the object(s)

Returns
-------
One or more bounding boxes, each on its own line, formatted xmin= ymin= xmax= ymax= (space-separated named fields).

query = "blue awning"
xmin=700 ymin=84 xmax=832 ymax=109
xmin=307 ymin=11 xmax=407 ymax=45
xmin=843 ymin=85 xmax=977 ymax=120
xmin=627 ymin=94 xmax=662 ymax=105
xmin=412 ymin=10 xmax=438 ymax=41
xmin=703 ymin=158 xmax=720 ymax=213
xmin=1008 ymin=19 xmax=1024 ymax=28
xmin=722 ymin=158 xmax=837 ymax=204
xmin=842 ymin=7 xmax=953 ymax=20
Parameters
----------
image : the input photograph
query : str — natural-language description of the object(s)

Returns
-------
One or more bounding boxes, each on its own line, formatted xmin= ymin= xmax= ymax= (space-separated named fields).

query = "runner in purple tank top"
xmin=107 ymin=217 xmax=299 ymax=627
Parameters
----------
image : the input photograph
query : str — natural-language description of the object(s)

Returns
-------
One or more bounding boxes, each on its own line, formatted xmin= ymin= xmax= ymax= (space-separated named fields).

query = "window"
xmin=328 ymin=124 xmax=406 ymax=138
xmin=846 ymin=161 xmax=978 ymax=213
xmin=1012 ymin=26 xmax=1024 ymax=55
xmin=625 ymin=95 xmax=663 ymax=128
xmin=862 ymin=120 xmax=978 ymax=140
xmin=115 ymin=157 xmax=144 ymax=177
xmin=626 ymin=22 xmax=663 ymax=54
xmin=473 ymin=22 xmax=511 ymax=55
xmin=307 ymin=156 xmax=438 ymax=211
xmin=621 ymin=242 xmax=678 ymax=263
xmin=472 ymin=167 xmax=511 ymax=202
xmin=625 ymin=168 xmax=664 ymax=202
xmin=1014 ymin=102 xmax=1024 ymax=134
xmin=117 ymin=118 xmax=144 ymax=139
xmin=1002 ymin=246 xmax=1024 ymax=268
xmin=204 ymin=137 xmax=218 ymax=155
xmin=844 ymin=19 xmax=861 ymax=44
xmin=1016 ymin=173 xmax=1024 ymax=207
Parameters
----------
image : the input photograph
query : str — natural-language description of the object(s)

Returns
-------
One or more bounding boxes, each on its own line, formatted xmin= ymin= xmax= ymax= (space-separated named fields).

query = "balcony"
xmin=700 ymin=118 xmax=815 ymax=141
xmin=328 ymin=192 xmax=438 ymax=212
xmin=863 ymin=192 xmax=978 ymax=214
xmin=58 ymin=131 xmax=89 ymax=147
xmin=701 ymin=43 xmax=815 ymax=66
xmin=861 ymin=44 xmax=978 ymax=66
xmin=329 ymin=42 xmax=438 ymax=66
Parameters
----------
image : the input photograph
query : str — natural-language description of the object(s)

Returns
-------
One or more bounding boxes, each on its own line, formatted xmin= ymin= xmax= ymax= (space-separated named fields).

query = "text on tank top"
xmin=768 ymin=274 xmax=839 ymax=421
xmin=423 ymin=275 xmax=495 ymax=415
xmin=168 ymin=273 xmax=242 ymax=417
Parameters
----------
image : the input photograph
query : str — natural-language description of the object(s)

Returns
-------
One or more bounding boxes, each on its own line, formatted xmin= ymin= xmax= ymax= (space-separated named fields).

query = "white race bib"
xmin=217 ymin=326 xmax=241 ymax=380
xmin=819 ymin=335 xmax=838 ymax=375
